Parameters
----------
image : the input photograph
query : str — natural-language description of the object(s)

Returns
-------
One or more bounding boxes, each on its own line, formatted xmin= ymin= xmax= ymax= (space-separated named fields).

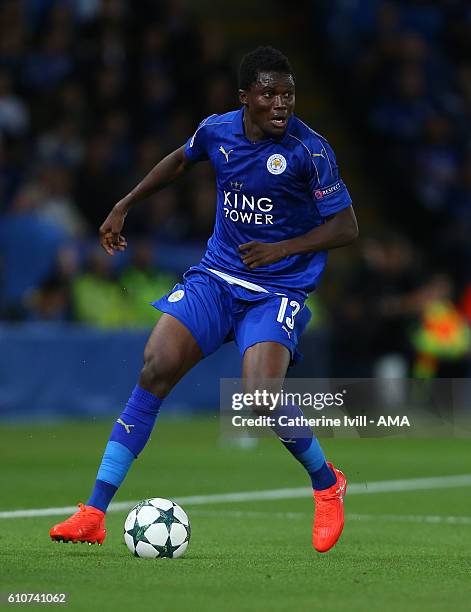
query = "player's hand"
xmin=238 ymin=241 xmax=288 ymax=269
xmin=99 ymin=204 xmax=128 ymax=256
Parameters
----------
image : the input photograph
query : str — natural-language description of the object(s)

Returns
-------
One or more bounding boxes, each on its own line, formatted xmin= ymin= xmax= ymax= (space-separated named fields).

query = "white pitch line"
xmin=1 ymin=473 xmax=470 ymax=519
xmin=348 ymin=513 xmax=471 ymax=525
xmin=190 ymin=509 xmax=471 ymax=525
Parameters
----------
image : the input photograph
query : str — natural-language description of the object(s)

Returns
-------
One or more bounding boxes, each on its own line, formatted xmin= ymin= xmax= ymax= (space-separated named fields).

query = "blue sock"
xmin=87 ymin=479 xmax=118 ymax=513
xmin=87 ymin=385 xmax=162 ymax=512
xmin=271 ymin=404 xmax=337 ymax=490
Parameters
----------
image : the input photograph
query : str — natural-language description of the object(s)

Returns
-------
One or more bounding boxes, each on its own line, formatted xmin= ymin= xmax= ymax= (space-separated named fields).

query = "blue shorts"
xmin=152 ymin=268 xmax=311 ymax=364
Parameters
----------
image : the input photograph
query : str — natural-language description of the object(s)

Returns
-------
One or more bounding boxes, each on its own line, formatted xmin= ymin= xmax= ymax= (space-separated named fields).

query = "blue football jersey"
xmin=184 ymin=108 xmax=352 ymax=295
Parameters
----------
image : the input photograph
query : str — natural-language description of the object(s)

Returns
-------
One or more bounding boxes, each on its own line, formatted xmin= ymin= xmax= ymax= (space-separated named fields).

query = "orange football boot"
xmin=50 ymin=503 xmax=106 ymax=545
xmin=312 ymin=462 xmax=347 ymax=553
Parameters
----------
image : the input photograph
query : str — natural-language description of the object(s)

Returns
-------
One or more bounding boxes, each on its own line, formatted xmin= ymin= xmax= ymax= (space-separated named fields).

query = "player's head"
xmin=238 ymin=46 xmax=295 ymax=140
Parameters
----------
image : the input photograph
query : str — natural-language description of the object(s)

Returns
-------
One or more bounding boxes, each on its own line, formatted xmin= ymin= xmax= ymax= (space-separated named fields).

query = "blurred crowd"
xmin=0 ymin=0 xmax=237 ymax=322
xmin=311 ymin=0 xmax=471 ymax=377
xmin=318 ymin=0 xmax=471 ymax=276
xmin=331 ymin=232 xmax=470 ymax=378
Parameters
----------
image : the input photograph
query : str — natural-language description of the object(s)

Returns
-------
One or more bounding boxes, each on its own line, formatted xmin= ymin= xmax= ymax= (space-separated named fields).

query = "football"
xmin=124 ymin=498 xmax=190 ymax=559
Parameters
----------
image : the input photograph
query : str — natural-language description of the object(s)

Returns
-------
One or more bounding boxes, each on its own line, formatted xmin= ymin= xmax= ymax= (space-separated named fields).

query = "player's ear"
xmin=239 ymin=89 xmax=248 ymax=106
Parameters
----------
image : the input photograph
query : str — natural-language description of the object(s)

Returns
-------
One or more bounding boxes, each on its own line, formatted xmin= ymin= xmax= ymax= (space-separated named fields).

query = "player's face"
xmin=239 ymin=71 xmax=295 ymax=141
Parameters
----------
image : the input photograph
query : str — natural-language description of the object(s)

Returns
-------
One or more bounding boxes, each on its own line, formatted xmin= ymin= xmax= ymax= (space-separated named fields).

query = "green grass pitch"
xmin=1 ymin=418 xmax=470 ymax=611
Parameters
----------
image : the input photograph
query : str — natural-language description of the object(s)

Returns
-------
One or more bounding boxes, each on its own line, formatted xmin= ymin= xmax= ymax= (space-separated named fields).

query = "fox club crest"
xmin=267 ymin=153 xmax=287 ymax=175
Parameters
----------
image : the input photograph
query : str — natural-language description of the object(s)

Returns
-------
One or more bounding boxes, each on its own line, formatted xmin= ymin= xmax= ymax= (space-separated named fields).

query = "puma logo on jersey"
xmin=219 ymin=145 xmax=234 ymax=162
xmin=117 ymin=418 xmax=134 ymax=434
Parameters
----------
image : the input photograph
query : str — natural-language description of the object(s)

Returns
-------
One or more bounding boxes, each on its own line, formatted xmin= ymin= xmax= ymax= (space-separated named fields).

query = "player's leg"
xmin=238 ymin=296 xmax=346 ymax=553
xmin=50 ymin=271 xmax=232 ymax=544
xmin=242 ymin=341 xmax=337 ymax=491
xmin=85 ymin=313 xmax=203 ymax=510
xmin=50 ymin=314 xmax=202 ymax=544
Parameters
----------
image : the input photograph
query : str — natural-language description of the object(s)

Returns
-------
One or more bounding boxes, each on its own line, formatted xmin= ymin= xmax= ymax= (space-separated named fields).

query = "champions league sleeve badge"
xmin=266 ymin=153 xmax=287 ymax=175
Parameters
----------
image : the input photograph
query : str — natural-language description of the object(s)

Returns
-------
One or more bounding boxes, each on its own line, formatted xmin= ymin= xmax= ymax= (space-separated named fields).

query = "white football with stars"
xmin=124 ymin=498 xmax=190 ymax=559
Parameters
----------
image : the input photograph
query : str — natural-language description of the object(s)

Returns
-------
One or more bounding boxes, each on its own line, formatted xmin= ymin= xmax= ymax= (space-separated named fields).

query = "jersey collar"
xmin=232 ymin=107 xmax=293 ymax=145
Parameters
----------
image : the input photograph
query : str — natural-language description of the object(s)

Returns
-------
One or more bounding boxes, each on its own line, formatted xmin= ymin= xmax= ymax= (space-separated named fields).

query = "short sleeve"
xmin=307 ymin=139 xmax=352 ymax=217
xmin=184 ymin=115 xmax=215 ymax=162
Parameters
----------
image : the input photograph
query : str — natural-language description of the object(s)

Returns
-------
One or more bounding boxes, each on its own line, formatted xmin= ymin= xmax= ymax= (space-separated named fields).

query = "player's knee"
xmin=139 ymin=352 xmax=179 ymax=399
xmin=244 ymin=378 xmax=283 ymax=417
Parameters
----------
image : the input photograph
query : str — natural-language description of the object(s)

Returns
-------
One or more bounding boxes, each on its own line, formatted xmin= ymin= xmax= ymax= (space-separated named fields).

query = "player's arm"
xmin=239 ymin=205 xmax=358 ymax=269
xmin=283 ymin=204 xmax=359 ymax=255
xmin=99 ymin=145 xmax=194 ymax=255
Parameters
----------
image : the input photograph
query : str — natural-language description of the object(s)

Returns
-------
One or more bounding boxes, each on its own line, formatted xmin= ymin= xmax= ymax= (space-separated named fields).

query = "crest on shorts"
xmin=168 ymin=289 xmax=184 ymax=302
xmin=266 ymin=153 xmax=287 ymax=175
